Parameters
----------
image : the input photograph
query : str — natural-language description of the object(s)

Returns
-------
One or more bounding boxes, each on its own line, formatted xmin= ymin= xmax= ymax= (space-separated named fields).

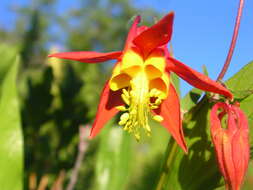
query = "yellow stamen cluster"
xmin=116 ymin=72 xmax=164 ymax=140
xmin=109 ymin=49 xmax=170 ymax=140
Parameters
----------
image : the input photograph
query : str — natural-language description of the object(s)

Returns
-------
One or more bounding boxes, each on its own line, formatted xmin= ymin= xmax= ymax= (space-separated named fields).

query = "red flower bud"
xmin=210 ymin=102 xmax=249 ymax=190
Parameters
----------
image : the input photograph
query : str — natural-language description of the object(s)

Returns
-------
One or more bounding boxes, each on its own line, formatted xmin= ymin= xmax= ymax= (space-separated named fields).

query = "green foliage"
xmin=94 ymin=123 xmax=133 ymax=190
xmin=20 ymin=62 xmax=99 ymax=188
xmin=171 ymin=72 xmax=180 ymax=96
xmin=0 ymin=45 xmax=19 ymax=83
xmin=0 ymin=45 xmax=23 ymax=190
xmin=181 ymin=87 xmax=202 ymax=111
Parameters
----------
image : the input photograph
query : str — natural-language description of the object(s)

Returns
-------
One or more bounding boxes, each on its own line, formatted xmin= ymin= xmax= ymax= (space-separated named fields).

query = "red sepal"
xmin=123 ymin=15 xmax=141 ymax=51
xmin=153 ymin=83 xmax=187 ymax=153
xmin=90 ymin=81 xmax=124 ymax=138
xmin=48 ymin=51 xmax=122 ymax=63
xmin=133 ymin=12 xmax=174 ymax=57
xmin=166 ymin=57 xmax=233 ymax=99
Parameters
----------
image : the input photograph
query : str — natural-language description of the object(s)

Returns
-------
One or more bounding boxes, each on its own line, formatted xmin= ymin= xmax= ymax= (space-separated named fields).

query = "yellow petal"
xmin=144 ymin=49 xmax=166 ymax=80
xmin=149 ymin=73 xmax=170 ymax=99
xmin=110 ymin=63 xmax=131 ymax=91
xmin=120 ymin=48 xmax=143 ymax=77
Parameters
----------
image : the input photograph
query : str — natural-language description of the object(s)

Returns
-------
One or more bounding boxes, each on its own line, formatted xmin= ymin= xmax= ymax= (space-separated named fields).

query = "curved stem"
xmin=66 ymin=126 xmax=89 ymax=190
xmin=155 ymin=139 xmax=178 ymax=190
xmin=216 ymin=0 xmax=245 ymax=81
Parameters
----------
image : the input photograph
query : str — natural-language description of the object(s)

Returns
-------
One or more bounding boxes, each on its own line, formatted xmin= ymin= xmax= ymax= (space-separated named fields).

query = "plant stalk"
xmin=66 ymin=126 xmax=89 ymax=190
xmin=217 ymin=0 xmax=245 ymax=81
xmin=155 ymin=139 xmax=178 ymax=190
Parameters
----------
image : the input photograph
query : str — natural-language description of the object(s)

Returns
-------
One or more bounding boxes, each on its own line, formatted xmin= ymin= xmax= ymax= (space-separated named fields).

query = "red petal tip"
xmin=133 ymin=12 xmax=174 ymax=55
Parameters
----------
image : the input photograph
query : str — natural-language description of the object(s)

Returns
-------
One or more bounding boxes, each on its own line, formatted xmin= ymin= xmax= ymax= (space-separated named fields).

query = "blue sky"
xmin=1 ymin=0 xmax=253 ymax=96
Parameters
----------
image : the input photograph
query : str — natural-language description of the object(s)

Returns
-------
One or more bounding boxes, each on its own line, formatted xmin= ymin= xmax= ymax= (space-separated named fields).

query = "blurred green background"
xmin=0 ymin=0 xmax=252 ymax=190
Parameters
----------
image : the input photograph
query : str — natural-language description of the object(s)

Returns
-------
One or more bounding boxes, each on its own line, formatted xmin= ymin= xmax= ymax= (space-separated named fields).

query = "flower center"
xmin=116 ymin=70 xmax=164 ymax=140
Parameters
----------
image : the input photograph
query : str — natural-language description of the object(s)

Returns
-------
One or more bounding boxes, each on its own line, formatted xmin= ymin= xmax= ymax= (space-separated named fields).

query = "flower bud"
xmin=210 ymin=102 xmax=249 ymax=190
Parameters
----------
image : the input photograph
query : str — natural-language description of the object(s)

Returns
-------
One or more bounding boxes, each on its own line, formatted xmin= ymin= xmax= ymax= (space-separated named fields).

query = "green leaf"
xmin=181 ymin=88 xmax=203 ymax=111
xmin=94 ymin=123 xmax=133 ymax=190
xmin=225 ymin=61 xmax=253 ymax=99
xmin=0 ymin=55 xmax=23 ymax=190
xmin=0 ymin=44 xmax=18 ymax=85
xmin=171 ymin=72 xmax=180 ymax=96
xmin=240 ymin=95 xmax=253 ymax=129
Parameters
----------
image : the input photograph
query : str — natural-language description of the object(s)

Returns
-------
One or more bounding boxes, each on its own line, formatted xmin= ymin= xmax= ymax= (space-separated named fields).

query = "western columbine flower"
xmin=49 ymin=12 xmax=232 ymax=152
xmin=210 ymin=102 xmax=249 ymax=190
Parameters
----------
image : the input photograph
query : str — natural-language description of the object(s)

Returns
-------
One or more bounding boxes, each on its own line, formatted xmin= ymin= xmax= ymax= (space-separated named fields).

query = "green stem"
xmin=155 ymin=139 xmax=178 ymax=190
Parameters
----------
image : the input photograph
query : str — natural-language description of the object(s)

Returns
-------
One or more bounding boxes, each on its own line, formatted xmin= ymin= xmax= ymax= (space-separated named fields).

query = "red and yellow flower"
xmin=49 ymin=12 xmax=232 ymax=152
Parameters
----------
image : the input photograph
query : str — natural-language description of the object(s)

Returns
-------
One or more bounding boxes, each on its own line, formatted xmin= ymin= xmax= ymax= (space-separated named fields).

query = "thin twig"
xmin=66 ymin=125 xmax=89 ymax=190
xmin=37 ymin=175 xmax=49 ymax=190
xmin=216 ymin=0 xmax=245 ymax=81
xmin=29 ymin=172 xmax=37 ymax=190
xmin=51 ymin=170 xmax=66 ymax=190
